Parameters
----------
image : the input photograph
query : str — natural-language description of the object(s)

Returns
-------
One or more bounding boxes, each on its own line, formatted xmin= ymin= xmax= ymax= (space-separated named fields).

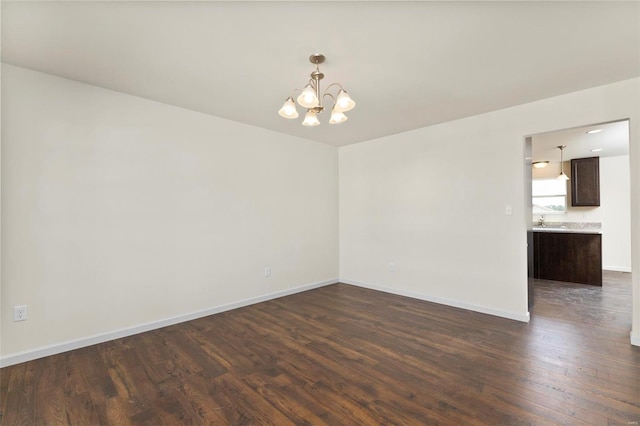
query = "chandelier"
xmin=278 ymin=54 xmax=355 ymax=126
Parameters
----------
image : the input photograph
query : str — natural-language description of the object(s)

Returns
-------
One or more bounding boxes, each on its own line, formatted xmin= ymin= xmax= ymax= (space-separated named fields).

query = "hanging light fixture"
xmin=279 ymin=54 xmax=355 ymax=126
xmin=557 ymin=145 xmax=569 ymax=181
xmin=532 ymin=161 xmax=549 ymax=169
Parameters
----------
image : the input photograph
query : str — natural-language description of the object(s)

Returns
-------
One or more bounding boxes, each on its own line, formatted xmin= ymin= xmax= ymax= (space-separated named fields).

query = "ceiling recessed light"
xmin=591 ymin=148 xmax=603 ymax=152
xmin=587 ymin=129 xmax=603 ymax=134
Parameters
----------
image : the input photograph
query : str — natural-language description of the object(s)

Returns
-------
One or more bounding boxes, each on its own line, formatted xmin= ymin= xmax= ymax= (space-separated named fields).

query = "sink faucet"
xmin=538 ymin=215 xmax=545 ymax=226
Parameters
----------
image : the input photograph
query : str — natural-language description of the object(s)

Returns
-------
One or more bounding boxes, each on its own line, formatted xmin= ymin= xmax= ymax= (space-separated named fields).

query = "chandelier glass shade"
xmin=279 ymin=54 xmax=355 ymax=126
xmin=329 ymin=108 xmax=348 ymax=124
xmin=334 ymin=89 xmax=356 ymax=112
xmin=297 ymin=85 xmax=319 ymax=108
xmin=278 ymin=97 xmax=299 ymax=119
xmin=302 ymin=109 xmax=321 ymax=126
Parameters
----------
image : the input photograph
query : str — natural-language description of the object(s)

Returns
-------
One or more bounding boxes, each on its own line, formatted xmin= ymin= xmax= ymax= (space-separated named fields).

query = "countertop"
xmin=532 ymin=222 xmax=602 ymax=234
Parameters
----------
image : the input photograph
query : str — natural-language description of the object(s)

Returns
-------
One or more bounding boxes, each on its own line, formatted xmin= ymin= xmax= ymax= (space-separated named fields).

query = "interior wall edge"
xmin=0 ymin=278 xmax=338 ymax=368
xmin=340 ymin=278 xmax=530 ymax=323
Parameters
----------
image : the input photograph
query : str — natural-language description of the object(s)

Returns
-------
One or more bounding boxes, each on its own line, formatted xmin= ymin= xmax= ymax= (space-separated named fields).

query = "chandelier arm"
xmin=322 ymin=93 xmax=336 ymax=104
xmin=323 ymin=82 xmax=344 ymax=95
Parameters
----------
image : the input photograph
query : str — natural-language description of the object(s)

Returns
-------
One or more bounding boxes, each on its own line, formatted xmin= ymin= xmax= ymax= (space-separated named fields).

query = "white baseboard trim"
xmin=631 ymin=331 xmax=640 ymax=347
xmin=0 ymin=278 xmax=338 ymax=368
xmin=341 ymin=279 xmax=530 ymax=323
xmin=603 ymin=266 xmax=632 ymax=273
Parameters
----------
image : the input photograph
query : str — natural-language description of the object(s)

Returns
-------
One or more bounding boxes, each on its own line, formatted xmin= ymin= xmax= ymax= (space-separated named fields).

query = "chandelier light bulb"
xmin=329 ymin=108 xmax=348 ymax=124
xmin=297 ymin=85 xmax=319 ymax=108
xmin=334 ymin=89 xmax=355 ymax=112
xmin=302 ymin=110 xmax=320 ymax=126
xmin=278 ymin=97 xmax=299 ymax=119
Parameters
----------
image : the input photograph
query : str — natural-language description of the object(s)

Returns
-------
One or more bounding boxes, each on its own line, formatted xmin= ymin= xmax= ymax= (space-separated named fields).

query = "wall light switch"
xmin=505 ymin=204 xmax=513 ymax=216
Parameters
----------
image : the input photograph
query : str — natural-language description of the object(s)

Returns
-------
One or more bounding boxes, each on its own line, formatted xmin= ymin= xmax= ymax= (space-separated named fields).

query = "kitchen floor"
xmin=532 ymin=270 xmax=632 ymax=326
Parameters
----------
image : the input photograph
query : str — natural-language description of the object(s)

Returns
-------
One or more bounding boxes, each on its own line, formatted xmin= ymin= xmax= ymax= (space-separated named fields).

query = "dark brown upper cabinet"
xmin=571 ymin=156 xmax=600 ymax=206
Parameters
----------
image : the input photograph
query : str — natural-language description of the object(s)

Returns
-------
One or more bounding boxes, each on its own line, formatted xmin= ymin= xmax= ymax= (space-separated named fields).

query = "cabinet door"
xmin=571 ymin=157 xmax=600 ymax=206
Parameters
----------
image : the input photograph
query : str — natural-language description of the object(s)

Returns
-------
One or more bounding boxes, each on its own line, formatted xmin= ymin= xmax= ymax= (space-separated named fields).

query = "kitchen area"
xmin=528 ymin=120 xmax=631 ymax=292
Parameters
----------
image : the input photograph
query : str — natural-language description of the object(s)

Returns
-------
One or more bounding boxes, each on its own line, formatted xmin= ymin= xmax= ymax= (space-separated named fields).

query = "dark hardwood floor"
xmin=2 ymin=271 xmax=639 ymax=425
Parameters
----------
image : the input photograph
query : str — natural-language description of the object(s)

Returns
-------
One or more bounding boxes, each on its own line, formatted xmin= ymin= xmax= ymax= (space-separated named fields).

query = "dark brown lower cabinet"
xmin=533 ymin=231 xmax=602 ymax=286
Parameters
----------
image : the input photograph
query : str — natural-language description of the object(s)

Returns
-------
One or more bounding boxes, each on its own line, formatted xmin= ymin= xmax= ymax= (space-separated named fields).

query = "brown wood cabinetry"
xmin=533 ymin=231 xmax=602 ymax=286
xmin=571 ymin=157 xmax=600 ymax=206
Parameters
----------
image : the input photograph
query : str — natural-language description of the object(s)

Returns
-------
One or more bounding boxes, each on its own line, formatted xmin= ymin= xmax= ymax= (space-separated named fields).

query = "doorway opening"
xmin=524 ymin=119 xmax=631 ymax=311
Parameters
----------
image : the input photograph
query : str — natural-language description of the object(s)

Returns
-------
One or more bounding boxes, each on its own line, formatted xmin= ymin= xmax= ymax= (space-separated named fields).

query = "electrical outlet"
xmin=389 ymin=262 xmax=396 ymax=273
xmin=264 ymin=266 xmax=271 ymax=278
xmin=13 ymin=305 xmax=27 ymax=322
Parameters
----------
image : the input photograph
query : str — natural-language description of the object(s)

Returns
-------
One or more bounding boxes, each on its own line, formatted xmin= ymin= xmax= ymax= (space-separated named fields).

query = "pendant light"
xmin=557 ymin=145 xmax=569 ymax=181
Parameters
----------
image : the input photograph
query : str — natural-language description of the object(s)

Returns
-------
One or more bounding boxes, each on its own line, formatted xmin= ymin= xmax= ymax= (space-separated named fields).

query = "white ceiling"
xmin=2 ymin=1 xmax=639 ymax=147
xmin=532 ymin=120 xmax=630 ymax=164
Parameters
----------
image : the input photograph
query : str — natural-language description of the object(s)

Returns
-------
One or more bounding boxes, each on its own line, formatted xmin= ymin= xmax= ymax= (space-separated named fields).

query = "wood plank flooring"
xmin=2 ymin=271 xmax=639 ymax=425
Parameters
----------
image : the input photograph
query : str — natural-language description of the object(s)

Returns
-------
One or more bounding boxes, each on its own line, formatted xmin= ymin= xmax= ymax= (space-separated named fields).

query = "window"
xmin=532 ymin=179 xmax=567 ymax=214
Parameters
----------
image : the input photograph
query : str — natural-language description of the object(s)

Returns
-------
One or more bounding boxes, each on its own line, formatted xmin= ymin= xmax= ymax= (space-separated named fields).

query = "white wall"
xmin=339 ymin=113 xmax=532 ymax=321
xmin=533 ymin=156 xmax=631 ymax=271
xmin=339 ymin=78 xmax=640 ymax=343
xmin=599 ymin=156 xmax=632 ymax=271
xmin=1 ymin=65 xmax=339 ymax=364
